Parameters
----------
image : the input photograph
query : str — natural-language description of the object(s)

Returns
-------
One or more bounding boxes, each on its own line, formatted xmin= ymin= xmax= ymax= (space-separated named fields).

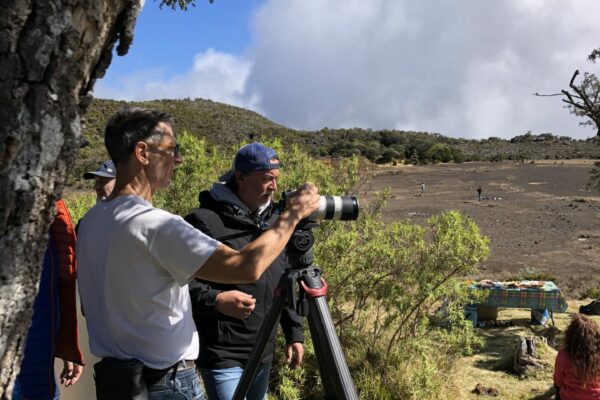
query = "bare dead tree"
xmin=561 ymin=70 xmax=600 ymax=137
xmin=534 ymin=46 xmax=600 ymax=138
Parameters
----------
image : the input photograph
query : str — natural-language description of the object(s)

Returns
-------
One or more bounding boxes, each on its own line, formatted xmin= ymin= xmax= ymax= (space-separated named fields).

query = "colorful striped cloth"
xmin=470 ymin=281 xmax=569 ymax=312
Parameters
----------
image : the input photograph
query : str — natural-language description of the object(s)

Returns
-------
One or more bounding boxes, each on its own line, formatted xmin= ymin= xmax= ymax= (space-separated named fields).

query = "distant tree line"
xmin=77 ymin=98 xmax=600 ymax=185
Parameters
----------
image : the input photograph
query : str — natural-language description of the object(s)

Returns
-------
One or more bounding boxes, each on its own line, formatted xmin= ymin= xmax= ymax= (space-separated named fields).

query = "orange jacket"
xmin=50 ymin=199 xmax=84 ymax=365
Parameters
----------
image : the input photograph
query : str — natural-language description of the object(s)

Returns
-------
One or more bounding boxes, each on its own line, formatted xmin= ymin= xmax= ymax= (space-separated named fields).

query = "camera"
xmin=278 ymin=192 xmax=359 ymax=221
xmin=313 ymin=195 xmax=359 ymax=221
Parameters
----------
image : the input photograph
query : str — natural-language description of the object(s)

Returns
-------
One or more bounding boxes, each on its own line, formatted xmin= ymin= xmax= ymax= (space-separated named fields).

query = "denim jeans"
xmin=146 ymin=366 xmax=205 ymax=400
xmin=11 ymin=375 xmax=59 ymax=400
xmin=200 ymin=363 xmax=270 ymax=400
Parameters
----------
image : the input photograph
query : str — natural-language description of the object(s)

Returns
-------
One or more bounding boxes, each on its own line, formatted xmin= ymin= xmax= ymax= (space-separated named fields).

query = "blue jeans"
xmin=12 ymin=374 xmax=59 ymax=400
xmin=200 ymin=363 xmax=270 ymax=400
xmin=146 ymin=366 xmax=206 ymax=400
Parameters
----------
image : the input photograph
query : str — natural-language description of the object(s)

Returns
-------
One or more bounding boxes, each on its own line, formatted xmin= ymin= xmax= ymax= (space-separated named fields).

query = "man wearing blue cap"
xmin=77 ymin=108 xmax=319 ymax=400
xmin=83 ymin=160 xmax=116 ymax=202
xmin=185 ymin=142 xmax=303 ymax=400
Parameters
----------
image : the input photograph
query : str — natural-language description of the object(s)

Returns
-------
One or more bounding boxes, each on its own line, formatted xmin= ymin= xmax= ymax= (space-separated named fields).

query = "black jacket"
xmin=184 ymin=188 xmax=304 ymax=369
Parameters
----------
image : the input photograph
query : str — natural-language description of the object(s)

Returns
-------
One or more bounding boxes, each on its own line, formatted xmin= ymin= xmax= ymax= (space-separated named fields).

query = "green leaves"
xmin=588 ymin=161 xmax=600 ymax=193
xmin=306 ymin=203 xmax=489 ymax=399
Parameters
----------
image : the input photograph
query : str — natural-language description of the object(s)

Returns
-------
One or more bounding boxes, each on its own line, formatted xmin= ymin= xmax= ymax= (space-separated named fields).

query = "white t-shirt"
xmin=77 ymin=195 xmax=220 ymax=369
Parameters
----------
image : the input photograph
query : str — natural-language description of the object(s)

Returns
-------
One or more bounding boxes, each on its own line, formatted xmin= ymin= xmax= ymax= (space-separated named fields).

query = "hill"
xmin=75 ymin=98 xmax=600 ymax=181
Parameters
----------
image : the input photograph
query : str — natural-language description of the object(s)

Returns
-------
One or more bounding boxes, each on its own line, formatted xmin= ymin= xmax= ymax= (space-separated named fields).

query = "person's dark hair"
xmin=564 ymin=313 xmax=600 ymax=385
xmin=104 ymin=107 xmax=174 ymax=165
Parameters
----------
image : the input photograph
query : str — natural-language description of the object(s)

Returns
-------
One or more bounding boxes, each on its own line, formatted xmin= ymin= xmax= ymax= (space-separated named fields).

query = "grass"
xmin=454 ymin=299 xmax=600 ymax=399
xmin=582 ymin=287 xmax=600 ymax=299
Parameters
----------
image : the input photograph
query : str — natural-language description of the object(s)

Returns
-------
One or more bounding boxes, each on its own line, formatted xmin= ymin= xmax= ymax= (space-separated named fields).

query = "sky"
xmin=95 ymin=0 xmax=600 ymax=140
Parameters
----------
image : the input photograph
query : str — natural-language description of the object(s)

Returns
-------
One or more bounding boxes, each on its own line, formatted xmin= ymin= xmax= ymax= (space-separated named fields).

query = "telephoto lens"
xmin=312 ymin=196 xmax=359 ymax=221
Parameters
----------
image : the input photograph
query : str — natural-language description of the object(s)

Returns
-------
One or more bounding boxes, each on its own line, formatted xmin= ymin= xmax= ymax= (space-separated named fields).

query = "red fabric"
xmin=51 ymin=199 xmax=84 ymax=365
xmin=554 ymin=349 xmax=600 ymax=400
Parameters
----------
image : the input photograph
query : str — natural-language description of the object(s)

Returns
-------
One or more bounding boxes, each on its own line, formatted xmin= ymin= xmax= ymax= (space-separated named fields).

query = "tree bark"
xmin=0 ymin=1 xmax=142 ymax=397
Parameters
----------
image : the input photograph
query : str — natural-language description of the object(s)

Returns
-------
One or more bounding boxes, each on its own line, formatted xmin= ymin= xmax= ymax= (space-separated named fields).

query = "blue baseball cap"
xmin=219 ymin=142 xmax=280 ymax=181
xmin=83 ymin=160 xmax=116 ymax=180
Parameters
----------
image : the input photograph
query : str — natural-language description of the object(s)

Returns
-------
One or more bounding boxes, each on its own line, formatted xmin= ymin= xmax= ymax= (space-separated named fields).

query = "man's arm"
xmin=195 ymin=183 xmax=320 ymax=283
xmin=189 ymin=279 xmax=222 ymax=316
xmin=189 ymin=279 xmax=256 ymax=319
xmin=185 ymin=210 xmax=257 ymax=319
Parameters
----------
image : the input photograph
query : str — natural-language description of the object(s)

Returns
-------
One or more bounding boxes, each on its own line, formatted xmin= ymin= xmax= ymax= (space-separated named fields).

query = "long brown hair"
xmin=564 ymin=313 xmax=600 ymax=384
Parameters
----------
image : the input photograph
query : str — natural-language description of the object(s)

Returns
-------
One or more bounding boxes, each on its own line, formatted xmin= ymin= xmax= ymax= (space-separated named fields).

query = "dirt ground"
xmin=367 ymin=160 xmax=600 ymax=298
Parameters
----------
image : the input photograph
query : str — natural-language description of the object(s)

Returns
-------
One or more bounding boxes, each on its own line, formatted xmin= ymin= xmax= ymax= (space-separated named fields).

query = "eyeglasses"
xmin=148 ymin=143 xmax=181 ymax=157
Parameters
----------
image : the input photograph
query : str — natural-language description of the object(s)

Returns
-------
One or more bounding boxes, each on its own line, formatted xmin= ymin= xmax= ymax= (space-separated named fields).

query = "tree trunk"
xmin=512 ymin=336 xmax=544 ymax=376
xmin=0 ymin=1 xmax=142 ymax=397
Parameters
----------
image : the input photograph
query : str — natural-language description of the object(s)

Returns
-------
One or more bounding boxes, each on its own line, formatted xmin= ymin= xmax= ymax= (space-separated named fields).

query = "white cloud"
xmin=94 ymin=48 xmax=259 ymax=110
xmin=97 ymin=0 xmax=600 ymax=139
xmin=245 ymin=0 xmax=600 ymax=138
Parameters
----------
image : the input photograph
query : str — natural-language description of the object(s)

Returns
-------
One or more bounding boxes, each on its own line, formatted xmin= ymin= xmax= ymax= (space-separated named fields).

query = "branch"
xmin=533 ymin=92 xmax=563 ymax=97
xmin=569 ymin=70 xmax=580 ymax=87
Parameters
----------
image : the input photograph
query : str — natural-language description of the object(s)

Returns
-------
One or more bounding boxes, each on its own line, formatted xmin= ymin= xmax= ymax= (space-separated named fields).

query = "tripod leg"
xmin=232 ymin=277 xmax=287 ymax=400
xmin=302 ymin=272 xmax=358 ymax=400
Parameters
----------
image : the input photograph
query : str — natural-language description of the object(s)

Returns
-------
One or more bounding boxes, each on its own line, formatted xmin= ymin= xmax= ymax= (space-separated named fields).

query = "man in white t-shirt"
xmin=77 ymin=107 xmax=320 ymax=400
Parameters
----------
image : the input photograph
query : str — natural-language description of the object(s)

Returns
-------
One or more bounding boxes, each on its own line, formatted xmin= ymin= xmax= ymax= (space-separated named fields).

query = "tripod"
xmin=232 ymin=220 xmax=358 ymax=400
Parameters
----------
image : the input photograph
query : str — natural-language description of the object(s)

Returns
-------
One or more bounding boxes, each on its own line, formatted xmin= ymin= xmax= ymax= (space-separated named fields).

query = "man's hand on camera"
xmin=285 ymin=183 xmax=320 ymax=220
xmin=215 ymin=290 xmax=256 ymax=319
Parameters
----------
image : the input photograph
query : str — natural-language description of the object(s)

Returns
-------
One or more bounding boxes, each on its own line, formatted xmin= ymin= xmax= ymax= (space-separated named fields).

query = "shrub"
xmin=507 ymin=266 xmax=558 ymax=283
xmin=587 ymin=161 xmax=600 ymax=193
xmin=63 ymin=191 xmax=96 ymax=223
xmin=426 ymin=143 xmax=453 ymax=163
xmin=272 ymin=199 xmax=489 ymax=399
xmin=581 ymin=287 xmax=600 ymax=299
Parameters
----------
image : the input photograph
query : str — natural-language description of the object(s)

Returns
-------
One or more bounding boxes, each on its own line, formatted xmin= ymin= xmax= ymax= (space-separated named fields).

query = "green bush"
xmin=63 ymin=191 xmax=96 ymax=223
xmin=426 ymin=143 xmax=453 ymax=163
xmin=581 ymin=287 xmax=600 ymax=299
xmin=507 ymin=266 xmax=558 ymax=283
xmin=273 ymin=200 xmax=489 ymax=398
xmin=588 ymin=161 xmax=600 ymax=193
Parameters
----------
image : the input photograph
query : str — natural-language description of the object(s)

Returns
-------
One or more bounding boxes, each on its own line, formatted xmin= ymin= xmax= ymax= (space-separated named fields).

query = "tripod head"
xmin=286 ymin=217 xmax=319 ymax=269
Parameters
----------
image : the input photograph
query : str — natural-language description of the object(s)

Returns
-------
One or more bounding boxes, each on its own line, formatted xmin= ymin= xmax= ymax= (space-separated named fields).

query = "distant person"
xmin=83 ymin=160 xmax=116 ymax=202
xmin=477 ymin=186 xmax=483 ymax=201
xmin=75 ymin=160 xmax=117 ymax=235
xmin=76 ymin=107 xmax=320 ymax=399
xmin=185 ymin=143 xmax=304 ymax=400
xmin=13 ymin=200 xmax=85 ymax=399
xmin=420 ymin=183 xmax=426 ymax=194
xmin=553 ymin=313 xmax=600 ymax=400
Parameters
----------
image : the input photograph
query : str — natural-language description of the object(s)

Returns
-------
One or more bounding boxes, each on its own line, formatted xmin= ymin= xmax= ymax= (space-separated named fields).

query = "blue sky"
xmin=96 ymin=0 xmax=600 ymax=140
xmin=104 ymin=1 xmax=260 ymax=79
